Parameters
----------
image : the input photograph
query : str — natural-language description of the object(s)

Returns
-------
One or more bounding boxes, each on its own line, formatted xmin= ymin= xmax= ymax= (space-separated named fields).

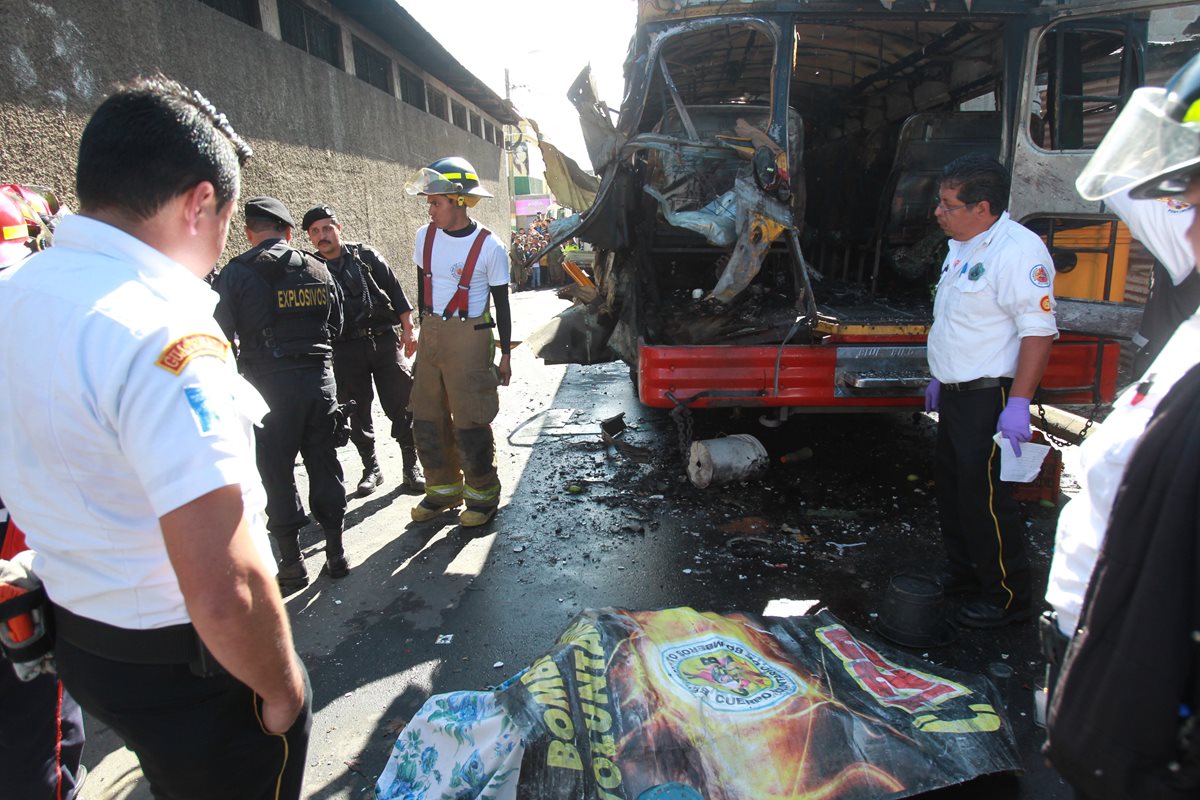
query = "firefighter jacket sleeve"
xmin=490 ymin=285 xmax=512 ymax=355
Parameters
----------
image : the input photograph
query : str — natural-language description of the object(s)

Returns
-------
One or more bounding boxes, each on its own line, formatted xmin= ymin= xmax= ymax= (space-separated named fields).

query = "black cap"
xmin=302 ymin=205 xmax=337 ymax=231
xmin=244 ymin=196 xmax=294 ymax=227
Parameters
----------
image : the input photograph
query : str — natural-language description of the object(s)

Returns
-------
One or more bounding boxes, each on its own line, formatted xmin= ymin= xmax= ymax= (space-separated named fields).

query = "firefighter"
xmin=302 ymin=205 xmax=424 ymax=496
xmin=214 ymin=196 xmax=348 ymax=593
xmin=1043 ymin=52 xmax=1200 ymax=799
xmin=404 ymin=157 xmax=511 ymax=526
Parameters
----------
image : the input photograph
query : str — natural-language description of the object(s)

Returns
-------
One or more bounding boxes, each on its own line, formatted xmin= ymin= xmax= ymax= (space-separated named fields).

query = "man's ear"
xmin=180 ymin=181 xmax=218 ymax=235
xmin=283 ymin=227 xmax=293 ymax=243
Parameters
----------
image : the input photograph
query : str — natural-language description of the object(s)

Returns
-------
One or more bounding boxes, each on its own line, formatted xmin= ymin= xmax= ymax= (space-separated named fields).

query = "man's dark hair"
xmin=245 ymin=217 xmax=290 ymax=235
xmin=76 ymin=76 xmax=252 ymax=219
xmin=940 ymin=153 xmax=1009 ymax=215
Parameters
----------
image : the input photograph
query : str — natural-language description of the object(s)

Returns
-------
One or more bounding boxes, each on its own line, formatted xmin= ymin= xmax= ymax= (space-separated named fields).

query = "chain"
xmin=1037 ymin=401 xmax=1099 ymax=448
xmin=669 ymin=397 xmax=694 ymax=461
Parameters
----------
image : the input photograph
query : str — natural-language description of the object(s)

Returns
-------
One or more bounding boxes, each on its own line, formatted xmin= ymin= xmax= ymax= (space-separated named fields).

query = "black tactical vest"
xmin=246 ymin=241 xmax=334 ymax=360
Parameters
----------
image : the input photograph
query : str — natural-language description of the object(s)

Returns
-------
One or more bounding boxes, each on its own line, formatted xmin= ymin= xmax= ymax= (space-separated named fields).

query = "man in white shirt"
xmin=924 ymin=154 xmax=1058 ymax=629
xmin=0 ymin=77 xmax=310 ymax=799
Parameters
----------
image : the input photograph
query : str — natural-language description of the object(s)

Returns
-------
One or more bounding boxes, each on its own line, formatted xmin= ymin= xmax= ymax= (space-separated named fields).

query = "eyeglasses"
xmin=935 ymin=200 xmax=978 ymax=213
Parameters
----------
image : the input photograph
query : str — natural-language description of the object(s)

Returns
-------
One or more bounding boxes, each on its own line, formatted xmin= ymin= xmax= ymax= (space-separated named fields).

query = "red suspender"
xmin=421 ymin=226 xmax=436 ymax=312
xmin=424 ymin=226 xmax=492 ymax=319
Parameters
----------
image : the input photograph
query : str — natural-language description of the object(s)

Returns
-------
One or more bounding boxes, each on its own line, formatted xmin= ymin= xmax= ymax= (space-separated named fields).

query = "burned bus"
xmin=532 ymin=0 xmax=1199 ymax=421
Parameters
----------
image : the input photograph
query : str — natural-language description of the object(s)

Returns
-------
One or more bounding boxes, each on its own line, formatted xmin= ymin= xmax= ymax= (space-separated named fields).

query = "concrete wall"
xmin=0 ymin=0 xmax=510 ymax=298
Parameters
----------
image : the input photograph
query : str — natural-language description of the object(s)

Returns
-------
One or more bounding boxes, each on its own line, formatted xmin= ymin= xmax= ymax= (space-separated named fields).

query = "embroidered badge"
xmin=1030 ymin=265 xmax=1051 ymax=288
xmin=1163 ymin=197 xmax=1193 ymax=213
xmin=1040 ymin=295 xmax=1052 ymax=312
xmin=184 ymin=385 xmax=221 ymax=435
xmin=155 ymin=334 xmax=230 ymax=375
xmin=967 ymin=263 xmax=985 ymax=281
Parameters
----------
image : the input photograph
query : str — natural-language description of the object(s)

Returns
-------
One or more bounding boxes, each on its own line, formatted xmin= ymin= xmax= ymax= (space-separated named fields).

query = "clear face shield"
xmin=404 ymin=167 xmax=463 ymax=197
xmin=1076 ymin=87 xmax=1200 ymax=201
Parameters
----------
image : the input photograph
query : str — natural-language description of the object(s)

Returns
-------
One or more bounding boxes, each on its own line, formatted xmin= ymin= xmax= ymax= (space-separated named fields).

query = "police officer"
xmin=302 ymin=206 xmax=424 ymax=496
xmin=0 ymin=77 xmax=310 ymax=800
xmin=924 ymin=153 xmax=1058 ymax=629
xmin=214 ymin=196 xmax=347 ymax=593
xmin=404 ymin=156 xmax=511 ymax=527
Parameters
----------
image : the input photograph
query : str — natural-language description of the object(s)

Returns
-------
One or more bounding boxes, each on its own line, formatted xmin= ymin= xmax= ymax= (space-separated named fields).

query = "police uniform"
xmin=928 ymin=211 xmax=1058 ymax=613
xmin=309 ymin=215 xmax=419 ymax=490
xmin=0 ymin=214 xmax=310 ymax=798
xmin=214 ymin=197 xmax=347 ymax=585
xmin=410 ymin=222 xmax=510 ymax=513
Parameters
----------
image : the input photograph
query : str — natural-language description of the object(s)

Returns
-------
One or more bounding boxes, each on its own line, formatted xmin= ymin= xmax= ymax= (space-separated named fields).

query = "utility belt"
xmin=941 ymin=376 xmax=1013 ymax=392
xmin=53 ymin=603 xmax=226 ymax=678
xmin=340 ymin=324 xmax=395 ymax=341
xmin=420 ymin=310 xmax=495 ymax=331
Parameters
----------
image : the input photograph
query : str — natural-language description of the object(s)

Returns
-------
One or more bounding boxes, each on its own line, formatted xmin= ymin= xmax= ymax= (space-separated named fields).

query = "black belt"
xmin=942 ymin=377 xmax=1011 ymax=392
xmin=53 ymin=603 xmax=223 ymax=675
xmin=342 ymin=325 xmax=394 ymax=340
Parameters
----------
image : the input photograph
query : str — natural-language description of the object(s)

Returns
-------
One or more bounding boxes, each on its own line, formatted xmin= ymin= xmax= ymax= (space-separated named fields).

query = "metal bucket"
xmin=875 ymin=573 xmax=956 ymax=648
xmin=687 ymin=434 xmax=769 ymax=488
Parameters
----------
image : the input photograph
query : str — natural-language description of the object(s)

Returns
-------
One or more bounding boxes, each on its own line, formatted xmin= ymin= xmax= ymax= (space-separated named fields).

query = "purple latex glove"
xmin=996 ymin=396 xmax=1032 ymax=457
xmin=924 ymin=378 xmax=941 ymax=413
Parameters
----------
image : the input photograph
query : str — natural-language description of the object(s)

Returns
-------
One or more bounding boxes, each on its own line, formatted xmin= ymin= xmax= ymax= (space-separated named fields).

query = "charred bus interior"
xmin=592 ymin=11 xmax=1129 ymax=360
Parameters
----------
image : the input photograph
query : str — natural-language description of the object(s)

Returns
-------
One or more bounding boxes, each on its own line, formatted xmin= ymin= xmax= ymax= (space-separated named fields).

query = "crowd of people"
xmin=1 ymin=53 xmax=1200 ymax=799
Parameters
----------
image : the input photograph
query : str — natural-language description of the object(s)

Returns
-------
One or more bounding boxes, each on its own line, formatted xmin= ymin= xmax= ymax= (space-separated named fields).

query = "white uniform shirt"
xmin=0 ymin=215 xmax=273 ymax=629
xmin=412 ymin=223 xmax=509 ymax=317
xmin=1046 ymin=192 xmax=1198 ymax=636
xmin=928 ymin=212 xmax=1059 ymax=384
xmin=1105 ymin=190 xmax=1195 ymax=285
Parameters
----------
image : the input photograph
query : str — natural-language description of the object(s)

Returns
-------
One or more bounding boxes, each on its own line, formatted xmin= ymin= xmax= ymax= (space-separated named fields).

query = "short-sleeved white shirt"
xmin=928 ymin=212 xmax=1059 ymax=384
xmin=0 ymin=215 xmax=273 ymax=629
xmin=1104 ymin=190 xmax=1195 ymax=285
xmin=412 ymin=223 xmax=510 ymax=318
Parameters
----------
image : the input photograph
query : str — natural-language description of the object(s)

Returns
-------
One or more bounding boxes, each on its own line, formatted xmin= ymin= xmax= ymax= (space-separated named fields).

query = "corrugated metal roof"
xmin=331 ymin=0 xmax=520 ymax=125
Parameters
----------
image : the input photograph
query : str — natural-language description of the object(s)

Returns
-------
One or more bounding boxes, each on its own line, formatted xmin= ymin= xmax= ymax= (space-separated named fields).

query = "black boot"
xmin=357 ymin=454 xmax=383 ymax=497
xmin=401 ymin=446 xmax=425 ymax=493
xmin=274 ymin=530 xmax=308 ymax=594
xmin=322 ymin=525 xmax=349 ymax=579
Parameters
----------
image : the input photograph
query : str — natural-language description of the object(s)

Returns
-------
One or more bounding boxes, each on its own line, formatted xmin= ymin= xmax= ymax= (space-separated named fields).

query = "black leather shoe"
xmin=956 ymin=599 xmax=1034 ymax=629
xmin=933 ymin=570 xmax=975 ymax=596
xmin=323 ymin=555 xmax=350 ymax=579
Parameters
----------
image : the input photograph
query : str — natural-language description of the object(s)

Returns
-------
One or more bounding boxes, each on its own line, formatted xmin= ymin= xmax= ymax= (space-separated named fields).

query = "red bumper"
xmin=637 ymin=335 xmax=1118 ymax=410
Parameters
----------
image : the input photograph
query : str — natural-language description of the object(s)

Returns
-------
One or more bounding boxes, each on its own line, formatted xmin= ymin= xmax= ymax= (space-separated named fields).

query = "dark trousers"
xmin=0 ymin=665 xmax=85 ymax=799
xmin=56 ymin=637 xmax=312 ymax=800
xmin=248 ymin=364 xmax=346 ymax=536
xmin=935 ymin=383 xmax=1032 ymax=609
xmin=332 ymin=330 xmax=415 ymax=459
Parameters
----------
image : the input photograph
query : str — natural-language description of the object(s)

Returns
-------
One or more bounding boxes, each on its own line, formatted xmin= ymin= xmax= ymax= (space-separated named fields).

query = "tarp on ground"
xmin=376 ymin=607 xmax=1020 ymax=800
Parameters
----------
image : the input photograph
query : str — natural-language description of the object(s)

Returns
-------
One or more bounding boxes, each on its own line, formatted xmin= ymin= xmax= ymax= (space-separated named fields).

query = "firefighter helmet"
xmin=405 ymin=156 xmax=493 ymax=207
xmin=1078 ymin=52 xmax=1200 ymax=201
xmin=0 ymin=189 xmax=36 ymax=269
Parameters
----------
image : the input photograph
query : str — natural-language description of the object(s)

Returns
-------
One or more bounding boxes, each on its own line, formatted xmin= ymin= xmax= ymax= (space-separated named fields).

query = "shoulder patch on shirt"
xmin=1030 ymin=265 xmax=1051 ymax=288
xmin=1040 ymin=295 xmax=1052 ymax=312
xmin=1161 ymin=197 xmax=1193 ymax=212
xmin=155 ymin=334 xmax=230 ymax=375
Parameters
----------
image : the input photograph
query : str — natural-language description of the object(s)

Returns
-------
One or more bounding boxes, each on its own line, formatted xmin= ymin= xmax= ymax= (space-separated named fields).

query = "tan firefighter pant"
xmin=409 ymin=313 xmax=500 ymax=508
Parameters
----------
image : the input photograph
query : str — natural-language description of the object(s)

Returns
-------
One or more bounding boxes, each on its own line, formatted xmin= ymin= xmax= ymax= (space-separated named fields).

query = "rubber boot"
xmin=411 ymin=493 xmax=463 ymax=522
xmin=459 ymin=505 xmax=498 ymax=527
xmin=322 ymin=525 xmax=349 ymax=579
xmin=274 ymin=530 xmax=308 ymax=594
xmin=357 ymin=453 xmax=384 ymax=498
xmin=400 ymin=446 xmax=425 ymax=493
